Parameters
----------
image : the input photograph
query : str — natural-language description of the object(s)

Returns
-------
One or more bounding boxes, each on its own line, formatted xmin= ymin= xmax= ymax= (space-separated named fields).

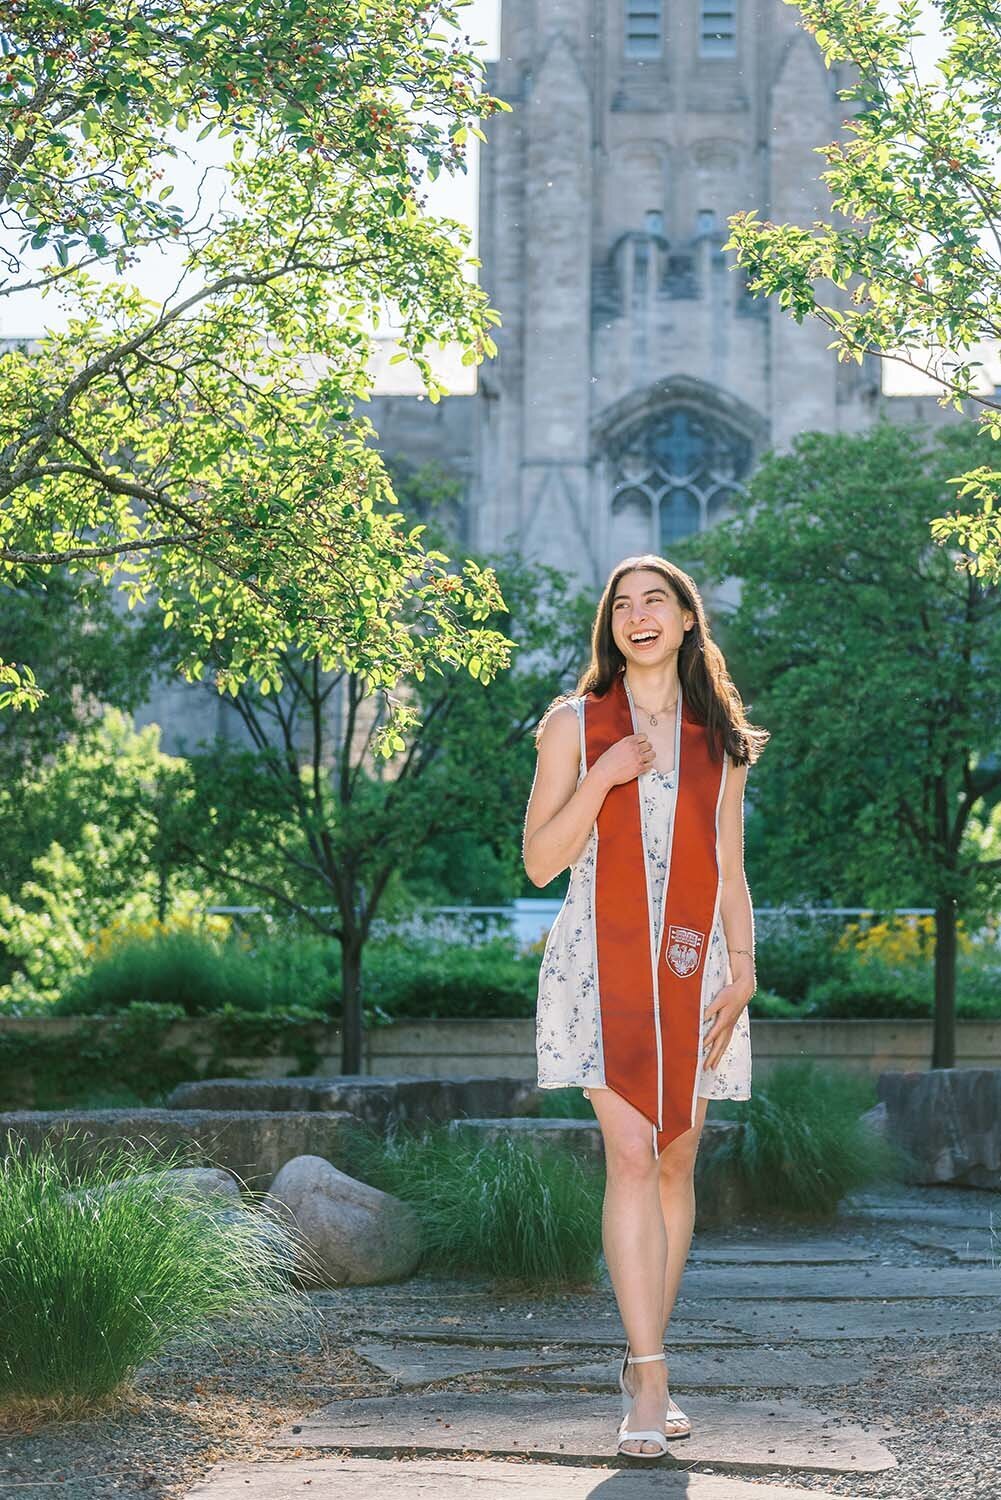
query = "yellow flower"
xmin=835 ymin=914 xmax=973 ymax=962
xmin=90 ymin=909 xmax=233 ymax=956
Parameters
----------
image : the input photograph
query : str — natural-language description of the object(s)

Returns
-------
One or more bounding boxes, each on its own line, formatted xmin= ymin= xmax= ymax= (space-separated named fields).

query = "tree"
xmin=680 ymin=421 xmax=1001 ymax=1068
xmin=0 ymin=0 xmax=513 ymax=748
xmin=170 ymin=551 xmax=593 ymax=1073
xmin=0 ymin=708 xmax=208 ymax=1006
xmin=725 ymin=0 xmax=1001 ymax=583
xmin=0 ymin=569 xmax=168 ymax=776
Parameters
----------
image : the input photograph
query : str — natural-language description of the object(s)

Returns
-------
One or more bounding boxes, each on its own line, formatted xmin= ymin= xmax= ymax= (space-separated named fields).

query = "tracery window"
xmin=608 ymin=407 xmax=752 ymax=548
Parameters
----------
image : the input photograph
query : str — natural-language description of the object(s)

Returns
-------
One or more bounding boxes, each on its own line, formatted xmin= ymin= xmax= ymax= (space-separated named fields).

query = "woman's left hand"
xmin=701 ymin=981 xmax=752 ymax=1070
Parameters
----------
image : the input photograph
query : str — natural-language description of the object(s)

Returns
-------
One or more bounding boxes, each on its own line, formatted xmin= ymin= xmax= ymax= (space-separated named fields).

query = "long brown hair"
xmin=536 ymin=553 xmax=769 ymax=766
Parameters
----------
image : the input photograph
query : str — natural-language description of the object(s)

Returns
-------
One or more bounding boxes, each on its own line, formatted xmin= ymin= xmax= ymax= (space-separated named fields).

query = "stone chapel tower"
xmin=461 ymin=0 xmax=880 ymax=585
xmin=140 ymin=0 xmax=900 ymax=751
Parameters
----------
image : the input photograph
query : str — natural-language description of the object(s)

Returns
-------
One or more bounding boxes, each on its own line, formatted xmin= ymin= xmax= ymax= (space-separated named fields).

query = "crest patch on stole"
xmin=665 ymin=924 xmax=705 ymax=979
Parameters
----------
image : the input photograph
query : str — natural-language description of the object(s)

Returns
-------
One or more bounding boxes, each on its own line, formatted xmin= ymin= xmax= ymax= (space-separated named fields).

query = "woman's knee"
xmin=656 ymin=1128 xmax=700 ymax=1182
xmin=604 ymin=1128 xmax=660 ymax=1182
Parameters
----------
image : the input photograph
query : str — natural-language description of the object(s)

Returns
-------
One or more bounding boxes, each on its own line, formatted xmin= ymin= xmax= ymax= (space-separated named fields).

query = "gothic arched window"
xmin=608 ymin=406 xmax=752 ymax=549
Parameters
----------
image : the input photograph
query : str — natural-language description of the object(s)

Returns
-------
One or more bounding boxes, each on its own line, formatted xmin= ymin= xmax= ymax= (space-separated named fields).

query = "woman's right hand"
xmin=594 ymin=732 xmax=656 ymax=788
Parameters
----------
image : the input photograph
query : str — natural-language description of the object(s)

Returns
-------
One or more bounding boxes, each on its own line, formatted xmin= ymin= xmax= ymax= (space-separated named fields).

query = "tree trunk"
xmin=932 ymin=896 xmax=957 ymax=1068
xmin=156 ymin=864 xmax=168 ymax=925
xmin=339 ymin=936 xmax=364 ymax=1076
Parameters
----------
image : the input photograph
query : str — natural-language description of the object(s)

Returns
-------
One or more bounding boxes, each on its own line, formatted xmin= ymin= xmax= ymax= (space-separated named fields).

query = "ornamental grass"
xmin=342 ymin=1119 xmax=604 ymax=1290
xmin=0 ymin=1136 xmax=312 ymax=1415
xmin=710 ymin=1059 xmax=912 ymax=1217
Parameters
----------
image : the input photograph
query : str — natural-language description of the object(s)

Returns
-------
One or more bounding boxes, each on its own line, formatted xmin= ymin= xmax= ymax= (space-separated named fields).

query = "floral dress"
xmin=535 ymin=698 xmax=751 ymax=1103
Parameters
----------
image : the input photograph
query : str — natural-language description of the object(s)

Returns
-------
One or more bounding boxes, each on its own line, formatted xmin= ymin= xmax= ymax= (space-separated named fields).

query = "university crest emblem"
xmin=665 ymin=924 xmax=705 ymax=979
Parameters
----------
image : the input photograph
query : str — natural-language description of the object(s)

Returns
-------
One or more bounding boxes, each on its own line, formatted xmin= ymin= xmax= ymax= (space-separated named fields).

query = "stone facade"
xmin=479 ymin=0 xmax=864 ymax=578
xmin=140 ymin=0 xmax=958 ymax=749
xmin=368 ymin=0 xmax=953 ymax=601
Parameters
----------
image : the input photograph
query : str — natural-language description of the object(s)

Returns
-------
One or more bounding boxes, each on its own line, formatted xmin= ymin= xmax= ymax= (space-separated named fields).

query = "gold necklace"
xmin=634 ymin=695 xmax=678 ymax=726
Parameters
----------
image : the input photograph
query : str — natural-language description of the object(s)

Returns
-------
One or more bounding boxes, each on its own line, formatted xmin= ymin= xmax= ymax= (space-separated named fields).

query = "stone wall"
xmin=1 ymin=1016 xmax=998 ymax=1110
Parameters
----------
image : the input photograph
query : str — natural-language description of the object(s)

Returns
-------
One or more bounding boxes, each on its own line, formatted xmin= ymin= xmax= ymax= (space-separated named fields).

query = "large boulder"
xmin=0 ymin=1109 xmax=357 ymax=1191
xmin=266 ymin=1153 xmax=421 ymax=1286
xmin=166 ymin=1075 xmax=542 ymax=1132
xmin=67 ymin=1165 xmax=241 ymax=1207
xmin=876 ymin=1068 xmax=1001 ymax=1187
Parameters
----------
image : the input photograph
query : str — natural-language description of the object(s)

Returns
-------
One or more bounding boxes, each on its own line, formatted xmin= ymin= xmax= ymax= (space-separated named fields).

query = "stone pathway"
xmin=270 ymin=1389 xmax=898 ymax=1471
xmin=185 ymin=1183 xmax=1001 ymax=1499
xmin=351 ymin=1339 xmax=868 ymax=1390
xmin=184 ymin=1457 xmax=870 ymax=1499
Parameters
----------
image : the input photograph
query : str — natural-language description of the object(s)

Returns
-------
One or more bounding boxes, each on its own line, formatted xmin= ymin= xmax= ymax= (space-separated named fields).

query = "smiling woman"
xmin=526 ymin=557 xmax=765 ymax=1149
xmin=522 ymin=551 xmax=769 ymax=1457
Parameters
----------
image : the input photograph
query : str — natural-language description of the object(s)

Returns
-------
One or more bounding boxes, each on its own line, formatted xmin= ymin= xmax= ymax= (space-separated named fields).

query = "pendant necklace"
xmin=635 ymin=696 xmax=678 ymax=726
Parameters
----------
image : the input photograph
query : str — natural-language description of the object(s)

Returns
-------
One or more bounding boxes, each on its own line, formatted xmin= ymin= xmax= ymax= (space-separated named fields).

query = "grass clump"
xmin=536 ymin=1086 xmax=595 ymax=1119
xmin=342 ymin=1119 xmax=604 ymax=1290
xmin=0 ymin=1136 xmax=313 ymax=1414
xmin=710 ymin=1060 xmax=911 ymax=1217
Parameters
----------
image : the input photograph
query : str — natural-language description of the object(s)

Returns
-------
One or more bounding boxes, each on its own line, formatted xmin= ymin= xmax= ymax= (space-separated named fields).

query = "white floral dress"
xmin=535 ymin=697 xmax=752 ymax=1104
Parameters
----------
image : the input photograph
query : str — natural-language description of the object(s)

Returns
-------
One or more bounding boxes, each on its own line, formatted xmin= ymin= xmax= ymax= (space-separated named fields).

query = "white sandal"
xmin=664 ymin=1391 xmax=692 ymax=1438
xmin=616 ymin=1347 xmax=671 ymax=1458
xmin=618 ymin=1344 xmax=690 ymax=1446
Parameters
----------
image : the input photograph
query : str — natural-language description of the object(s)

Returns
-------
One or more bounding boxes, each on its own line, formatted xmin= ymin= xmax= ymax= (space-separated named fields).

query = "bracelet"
xmin=728 ymin=947 xmax=755 ymax=959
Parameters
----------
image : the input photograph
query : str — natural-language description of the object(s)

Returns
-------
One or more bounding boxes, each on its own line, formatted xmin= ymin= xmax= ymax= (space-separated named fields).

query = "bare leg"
xmin=658 ymin=1092 xmax=710 ymax=1331
xmin=588 ymin=1086 xmax=668 ymax=1456
xmin=656 ymin=1092 xmax=710 ymax=1427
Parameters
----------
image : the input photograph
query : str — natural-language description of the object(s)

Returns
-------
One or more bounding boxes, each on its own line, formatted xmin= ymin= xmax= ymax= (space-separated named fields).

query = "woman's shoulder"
xmin=542 ymin=696 xmax=583 ymax=734
xmin=534 ymin=694 xmax=583 ymax=752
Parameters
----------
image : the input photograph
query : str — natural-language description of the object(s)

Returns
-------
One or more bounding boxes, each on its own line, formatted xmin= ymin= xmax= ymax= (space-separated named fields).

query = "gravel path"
xmin=1 ymin=1187 xmax=999 ymax=1499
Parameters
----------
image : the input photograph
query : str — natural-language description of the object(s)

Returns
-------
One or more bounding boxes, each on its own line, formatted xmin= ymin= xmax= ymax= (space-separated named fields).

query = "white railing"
xmin=205 ymin=901 xmax=959 ymax=954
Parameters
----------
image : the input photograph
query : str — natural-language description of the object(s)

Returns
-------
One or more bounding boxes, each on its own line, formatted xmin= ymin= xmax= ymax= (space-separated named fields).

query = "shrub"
xmin=56 ymin=930 xmax=267 ymax=1017
xmin=54 ymin=929 xmax=338 ymax=1018
xmin=752 ymin=915 xmax=853 ymax=1005
xmin=802 ymin=942 xmax=1001 ymax=1019
xmin=0 ymin=1137 xmax=311 ymax=1412
xmin=747 ymin=988 xmax=808 ymax=1019
xmin=709 ymin=1060 xmax=910 ymax=1217
xmin=361 ymin=935 xmax=538 ymax=1021
xmin=803 ymin=960 xmax=934 ymax=1019
xmin=341 ymin=1119 xmax=604 ymax=1288
xmin=0 ymin=1001 xmax=330 ymax=1111
xmin=751 ymin=911 xmax=1001 ymax=1021
xmin=0 ymin=709 xmax=218 ymax=1010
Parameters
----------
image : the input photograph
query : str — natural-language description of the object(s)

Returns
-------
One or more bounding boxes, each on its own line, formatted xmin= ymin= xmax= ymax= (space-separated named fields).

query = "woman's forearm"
xmin=719 ymin=872 xmax=756 ymax=1002
xmin=525 ymin=765 xmax=613 ymax=887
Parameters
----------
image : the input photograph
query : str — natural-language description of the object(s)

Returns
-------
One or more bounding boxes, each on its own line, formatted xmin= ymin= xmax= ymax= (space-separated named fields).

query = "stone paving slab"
xmin=689 ymin=1240 xmax=876 ymax=1263
xmin=353 ymin=1341 xmax=585 ymax=1381
xmin=691 ymin=1297 xmax=1001 ymax=1342
xmin=269 ymin=1391 xmax=899 ymax=1473
xmin=355 ymin=1340 xmax=867 ymax=1391
xmin=351 ymin=1291 xmax=1001 ymax=1347
xmin=843 ymin=1201 xmax=1000 ymax=1228
xmin=185 ymin=1456 xmax=868 ymax=1499
xmin=891 ymin=1223 xmax=999 ymax=1261
xmin=488 ymin=1351 xmax=869 ymax=1393
xmin=330 ymin=1292 xmax=1001 ymax=1358
xmin=678 ymin=1265 xmax=1001 ymax=1299
xmin=350 ymin=1320 xmax=742 ymax=1348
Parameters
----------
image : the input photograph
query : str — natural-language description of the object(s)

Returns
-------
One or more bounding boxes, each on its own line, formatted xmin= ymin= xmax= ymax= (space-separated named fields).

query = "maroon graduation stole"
xmin=583 ymin=669 xmax=727 ymax=1155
